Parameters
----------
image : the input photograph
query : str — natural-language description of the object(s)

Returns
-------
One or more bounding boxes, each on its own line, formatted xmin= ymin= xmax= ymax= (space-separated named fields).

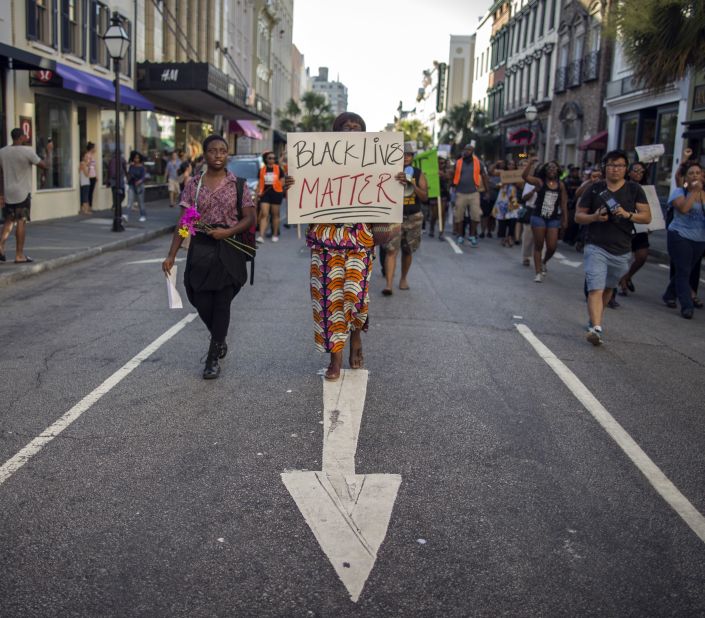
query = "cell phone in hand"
xmin=598 ymin=189 xmax=619 ymax=214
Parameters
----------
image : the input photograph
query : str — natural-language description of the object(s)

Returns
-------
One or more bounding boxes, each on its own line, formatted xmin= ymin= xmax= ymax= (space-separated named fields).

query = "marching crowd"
xmin=417 ymin=142 xmax=704 ymax=345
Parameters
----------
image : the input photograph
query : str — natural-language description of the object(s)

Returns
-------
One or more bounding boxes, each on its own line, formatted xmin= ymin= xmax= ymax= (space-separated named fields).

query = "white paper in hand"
xmin=166 ymin=265 xmax=183 ymax=309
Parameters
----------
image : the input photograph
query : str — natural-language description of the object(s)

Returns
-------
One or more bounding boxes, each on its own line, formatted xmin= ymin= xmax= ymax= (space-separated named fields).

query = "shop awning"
xmin=53 ymin=63 xmax=154 ymax=110
xmin=0 ymin=42 xmax=55 ymax=71
xmin=579 ymin=130 xmax=608 ymax=151
xmin=229 ymin=119 xmax=263 ymax=140
xmin=137 ymin=62 xmax=266 ymax=122
xmin=682 ymin=128 xmax=705 ymax=140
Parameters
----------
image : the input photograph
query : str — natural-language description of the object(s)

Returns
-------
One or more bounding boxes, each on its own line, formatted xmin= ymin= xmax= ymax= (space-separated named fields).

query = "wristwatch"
xmin=628 ymin=212 xmax=633 ymax=220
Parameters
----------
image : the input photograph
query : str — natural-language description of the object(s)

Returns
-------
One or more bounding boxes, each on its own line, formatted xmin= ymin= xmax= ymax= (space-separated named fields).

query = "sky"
xmin=292 ymin=0 xmax=491 ymax=132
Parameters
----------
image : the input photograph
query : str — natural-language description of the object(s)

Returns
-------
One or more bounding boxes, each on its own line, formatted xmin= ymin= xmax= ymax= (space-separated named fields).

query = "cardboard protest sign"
xmin=286 ymin=132 xmax=404 ymax=223
xmin=635 ymin=144 xmax=665 ymax=163
xmin=414 ymin=148 xmax=440 ymax=199
xmin=634 ymin=185 xmax=666 ymax=232
xmin=499 ymin=169 xmax=524 ymax=185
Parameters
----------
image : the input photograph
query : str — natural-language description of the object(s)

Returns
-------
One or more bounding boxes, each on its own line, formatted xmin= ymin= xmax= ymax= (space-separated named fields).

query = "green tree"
xmin=276 ymin=91 xmax=335 ymax=133
xmin=439 ymin=103 xmax=498 ymax=158
xmin=394 ymin=118 xmax=433 ymax=150
xmin=610 ymin=0 xmax=705 ymax=91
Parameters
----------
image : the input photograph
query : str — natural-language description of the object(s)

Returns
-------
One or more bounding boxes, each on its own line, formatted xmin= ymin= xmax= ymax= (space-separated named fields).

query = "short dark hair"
xmin=603 ymin=149 xmax=629 ymax=166
xmin=10 ymin=128 xmax=23 ymax=140
xmin=202 ymin=134 xmax=228 ymax=152
xmin=332 ymin=112 xmax=366 ymax=132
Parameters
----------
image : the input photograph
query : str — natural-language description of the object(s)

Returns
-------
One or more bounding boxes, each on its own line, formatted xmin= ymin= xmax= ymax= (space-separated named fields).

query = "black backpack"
xmin=233 ymin=176 xmax=257 ymax=285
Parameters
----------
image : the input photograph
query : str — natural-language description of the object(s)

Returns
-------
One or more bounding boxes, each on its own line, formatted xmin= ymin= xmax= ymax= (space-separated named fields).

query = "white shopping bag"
xmin=166 ymin=265 xmax=183 ymax=309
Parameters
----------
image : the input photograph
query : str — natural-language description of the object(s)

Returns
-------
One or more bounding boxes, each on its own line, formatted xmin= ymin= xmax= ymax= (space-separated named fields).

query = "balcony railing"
xmin=583 ymin=50 xmax=600 ymax=82
xmin=605 ymin=75 xmax=643 ymax=99
xmin=567 ymin=60 xmax=582 ymax=88
xmin=555 ymin=66 xmax=567 ymax=93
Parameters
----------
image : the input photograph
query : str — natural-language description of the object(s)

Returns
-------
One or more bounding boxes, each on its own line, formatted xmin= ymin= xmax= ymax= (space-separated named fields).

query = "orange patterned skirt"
xmin=310 ymin=247 xmax=374 ymax=353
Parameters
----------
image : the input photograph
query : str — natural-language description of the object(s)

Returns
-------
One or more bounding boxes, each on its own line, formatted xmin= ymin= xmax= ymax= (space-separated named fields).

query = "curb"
xmin=0 ymin=225 xmax=173 ymax=288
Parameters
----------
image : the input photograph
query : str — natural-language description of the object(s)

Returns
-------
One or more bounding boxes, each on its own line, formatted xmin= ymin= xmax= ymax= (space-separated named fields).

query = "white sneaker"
xmin=534 ymin=273 xmax=543 ymax=283
xmin=271 ymin=235 xmax=279 ymax=242
xmin=138 ymin=216 xmax=146 ymax=222
xmin=256 ymin=235 xmax=264 ymax=244
xmin=541 ymin=262 xmax=547 ymax=274
xmin=586 ymin=326 xmax=603 ymax=346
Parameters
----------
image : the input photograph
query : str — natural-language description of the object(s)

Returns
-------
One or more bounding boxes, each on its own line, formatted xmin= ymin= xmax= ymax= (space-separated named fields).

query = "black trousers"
xmin=191 ymin=285 xmax=238 ymax=342
xmin=497 ymin=219 xmax=516 ymax=238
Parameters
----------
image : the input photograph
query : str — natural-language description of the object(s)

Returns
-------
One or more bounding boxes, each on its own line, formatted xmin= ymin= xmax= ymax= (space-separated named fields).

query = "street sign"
xmin=281 ymin=369 xmax=401 ymax=602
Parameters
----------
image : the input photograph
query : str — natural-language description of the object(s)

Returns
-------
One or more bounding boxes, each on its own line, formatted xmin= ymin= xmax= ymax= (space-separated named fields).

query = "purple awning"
xmin=229 ymin=119 xmax=263 ymax=140
xmin=55 ymin=63 xmax=154 ymax=110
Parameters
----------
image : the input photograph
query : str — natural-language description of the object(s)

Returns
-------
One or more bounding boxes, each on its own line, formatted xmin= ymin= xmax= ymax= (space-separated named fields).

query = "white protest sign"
xmin=634 ymin=185 xmax=665 ymax=232
xmin=635 ymin=144 xmax=665 ymax=163
xmin=166 ymin=265 xmax=183 ymax=309
xmin=286 ymin=132 xmax=404 ymax=224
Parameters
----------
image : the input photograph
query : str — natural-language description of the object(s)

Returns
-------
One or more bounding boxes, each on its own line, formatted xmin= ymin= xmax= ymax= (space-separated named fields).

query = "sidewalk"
xmin=0 ymin=199 xmax=177 ymax=288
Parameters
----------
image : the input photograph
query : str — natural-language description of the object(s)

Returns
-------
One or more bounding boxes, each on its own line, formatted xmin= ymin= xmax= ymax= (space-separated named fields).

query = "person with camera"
xmin=575 ymin=150 xmax=651 ymax=345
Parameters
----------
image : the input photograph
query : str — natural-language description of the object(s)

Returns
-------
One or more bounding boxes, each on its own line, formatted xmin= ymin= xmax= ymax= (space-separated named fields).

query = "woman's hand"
xmin=395 ymin=171 xmax=409 ymax=185
xmin=162 ymin=256 xmax=175 ymax=276
xmin=207 ymin=227 xmax=234 ymax=241
xmin=284 ymin=176 xmax=295 ymax=190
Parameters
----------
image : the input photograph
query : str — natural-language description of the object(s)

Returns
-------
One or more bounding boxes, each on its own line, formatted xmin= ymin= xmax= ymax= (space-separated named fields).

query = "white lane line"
xmin=701 ymin=279 xmax=705 ymax=285
xmin=445 ymin=236 xmax=463 ymax=254
xmin=515 ymin=323 xmax=705 ymax=544
xmin=659 ymin=264 xmax=670 ymax=270
xmin=0 ymin=313 xmax=198 ymax=487
xmin=553 ymin=251 xmax=582 ymax=268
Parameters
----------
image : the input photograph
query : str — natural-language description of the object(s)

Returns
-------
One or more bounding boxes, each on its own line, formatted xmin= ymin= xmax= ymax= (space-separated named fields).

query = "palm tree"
xmin=275 ymin=91 xmax=335 ymax=133
xmin=438 ymin=102 xmax=472 ymax=148
xmin=611 ymin=0 xmax=705 ymax=91
xmin=394 ymin=118 xmax=432 ymax=149
xmin=439 ymin=103 xmax=498 ymax=158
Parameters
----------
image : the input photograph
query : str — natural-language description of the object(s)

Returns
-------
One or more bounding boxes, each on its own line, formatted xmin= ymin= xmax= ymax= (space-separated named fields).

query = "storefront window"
xmin=100 ymin=109 xmax=126 ymax=184
xmin=175 ymin=121 xmax=213 ymax=161
xmin=619 ymin=114 xmax=639 ymax=157
xmin=35 ymin=95 xmax=72 ymax=190
xmin=136 ymin=111 xmax=176 ymax=184
xmin=655 ymin=109 xmax=678 ymax=201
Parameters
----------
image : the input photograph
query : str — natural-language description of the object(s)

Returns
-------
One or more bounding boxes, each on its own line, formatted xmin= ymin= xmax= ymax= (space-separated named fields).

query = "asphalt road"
xmin=1 ymin=227 xmax=704 ymax=617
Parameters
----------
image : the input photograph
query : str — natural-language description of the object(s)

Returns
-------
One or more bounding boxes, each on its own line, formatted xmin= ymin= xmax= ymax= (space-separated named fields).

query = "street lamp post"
xmin=524 ymin=103 xmax=538 ymax=158
xmin=103 ymin=13 xmax=130 ymax=232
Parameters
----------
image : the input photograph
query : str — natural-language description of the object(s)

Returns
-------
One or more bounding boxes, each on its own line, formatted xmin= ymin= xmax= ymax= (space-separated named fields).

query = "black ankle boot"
xmin=203 ymin=340 xmax=221 ymax=379
xmin=218 ymin=341 xmax=228 ymax=359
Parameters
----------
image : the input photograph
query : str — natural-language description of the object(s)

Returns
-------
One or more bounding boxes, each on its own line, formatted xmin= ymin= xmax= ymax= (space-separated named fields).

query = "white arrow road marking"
xmin=516 ymin=322 xmax=705 ymax=544
xmin=281 ymin=369 xmax=401 ymax=602
xmin=125 ymin=257 xmax=186 ymax=265
xmin=0 ymin=313 xmax=198 ymax=486
xmin=445 ymin=236 xmax=463 ymax=254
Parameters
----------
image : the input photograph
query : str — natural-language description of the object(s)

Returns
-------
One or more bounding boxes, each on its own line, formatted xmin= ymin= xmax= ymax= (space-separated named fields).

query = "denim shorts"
xmin=530 ymin=215 xmax=561 ymax=229
xmin=584 ymin=243 xmax=630 ymax=291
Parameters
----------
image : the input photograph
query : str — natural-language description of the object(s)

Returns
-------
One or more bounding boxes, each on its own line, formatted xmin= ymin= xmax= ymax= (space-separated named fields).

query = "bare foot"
xmin=399 ymin=279 xmax=410 ymax=290
xmin=349 ymin=330 xmax=363 ymax=369
xmin=325 ymin=351 xmax=343 ymax=381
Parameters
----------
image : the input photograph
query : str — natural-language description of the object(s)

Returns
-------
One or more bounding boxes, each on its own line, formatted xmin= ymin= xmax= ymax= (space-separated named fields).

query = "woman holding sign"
xmin=284 ymin=112 xmax=407 ymax=381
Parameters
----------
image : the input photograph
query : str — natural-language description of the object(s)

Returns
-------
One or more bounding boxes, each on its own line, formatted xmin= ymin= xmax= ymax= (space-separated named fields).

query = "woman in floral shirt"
xmin=162 ymin=134 xmax=256 ymax=379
